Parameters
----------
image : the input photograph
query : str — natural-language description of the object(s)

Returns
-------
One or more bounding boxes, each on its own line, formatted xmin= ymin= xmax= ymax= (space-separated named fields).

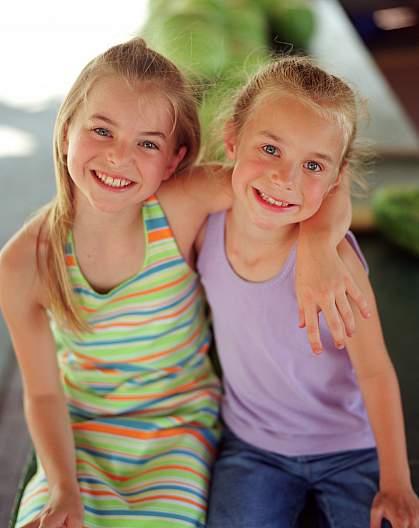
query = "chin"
xmin=90 ymin=199 xmax=127 ymax=214
xmin=252 ymin=215 xmax=286 ymax=231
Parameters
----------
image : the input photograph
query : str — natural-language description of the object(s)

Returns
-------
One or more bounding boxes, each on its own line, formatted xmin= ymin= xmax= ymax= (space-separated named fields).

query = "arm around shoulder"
xmin=295 ymin=171 xmax=371 ymax=353
xmin=160 ymin=163 xmax=233 ymax=218
xmin=157 ymin=164 xmax=233 ymax=265
xmin=300 ymin=169 xmax=351 ymax=244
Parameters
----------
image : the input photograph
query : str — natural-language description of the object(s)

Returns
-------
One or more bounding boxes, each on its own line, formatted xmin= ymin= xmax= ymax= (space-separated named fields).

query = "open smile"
xmin=91 ymin=170 xmax=136 ymax=191
xmin=253 ymin=188 xmax=299 ymax=211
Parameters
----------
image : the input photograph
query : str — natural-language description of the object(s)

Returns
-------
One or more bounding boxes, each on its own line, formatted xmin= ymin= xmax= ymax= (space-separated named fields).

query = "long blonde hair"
xmin=39 ymin=37 xmax=201 ymax=333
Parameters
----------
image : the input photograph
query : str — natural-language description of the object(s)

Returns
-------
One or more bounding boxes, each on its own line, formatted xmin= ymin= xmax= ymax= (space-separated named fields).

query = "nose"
xmin=269 ymin=163 xmax=297 ymax=190
xmin=106 ymin=140 xmax=133 ymax=166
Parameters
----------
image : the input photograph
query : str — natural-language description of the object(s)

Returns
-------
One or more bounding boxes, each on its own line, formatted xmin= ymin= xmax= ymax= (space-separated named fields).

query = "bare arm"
xmin=339 ymin=240 xmax=419 ymax=528
xmin=0 ymin=229 xmax=83 ymax=527
xmin=160 ymin=163 xmax=232 ymax=218
xmin=157 ymin=164 xmax=232 ymax=266
xmin=296 ymin=172 xmax=370 ymax=353
xmin=303 ymin=166 xmax=352 ymax=244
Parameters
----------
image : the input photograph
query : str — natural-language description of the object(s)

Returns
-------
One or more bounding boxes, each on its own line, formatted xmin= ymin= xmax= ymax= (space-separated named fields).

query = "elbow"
xmin=357 ymin=362 xmax=398 ymax=385
xmin=23 ymin=389 xmax=65 ymax=409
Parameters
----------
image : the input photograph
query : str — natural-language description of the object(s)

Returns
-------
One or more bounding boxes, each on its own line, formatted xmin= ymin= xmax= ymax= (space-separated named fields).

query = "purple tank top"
xmin=197 ymin=211 xmax=375 ymax=456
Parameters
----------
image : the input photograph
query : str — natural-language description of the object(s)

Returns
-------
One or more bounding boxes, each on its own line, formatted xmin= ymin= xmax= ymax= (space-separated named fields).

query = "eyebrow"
xmin=89 ymin=114 xmax=167 ymax=140
xmin=259 ymin=130 xmax=334 ymax=164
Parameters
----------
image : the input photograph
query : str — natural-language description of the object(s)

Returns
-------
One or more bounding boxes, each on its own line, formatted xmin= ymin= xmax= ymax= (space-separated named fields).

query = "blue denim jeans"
xmin=207 ymin=426 xmax=391 ymax=528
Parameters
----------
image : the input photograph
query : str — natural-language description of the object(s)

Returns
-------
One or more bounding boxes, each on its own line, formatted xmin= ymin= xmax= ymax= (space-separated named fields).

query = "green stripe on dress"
xmin=16 ymin=195 xmax=221 ymax=527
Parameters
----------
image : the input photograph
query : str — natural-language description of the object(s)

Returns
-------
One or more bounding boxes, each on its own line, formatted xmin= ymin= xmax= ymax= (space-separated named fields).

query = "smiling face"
xmin=226 ymin=92 xmax=346 ymax=231
xmin=63 ymin=75 xmax=186 ymax=214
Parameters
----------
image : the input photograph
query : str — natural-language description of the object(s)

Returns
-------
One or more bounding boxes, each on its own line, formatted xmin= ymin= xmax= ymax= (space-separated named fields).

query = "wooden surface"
xmin=0 ymin=357 xmax=31 ymax=525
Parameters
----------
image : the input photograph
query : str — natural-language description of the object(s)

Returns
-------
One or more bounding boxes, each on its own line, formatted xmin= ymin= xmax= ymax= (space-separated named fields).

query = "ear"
xmin=163 ymin=145 xmax=187 ymax=180
xmin=224 ymin=120 xmax=237 ymax=161
xmin=328 ymin=160 xmax=347 ymax=193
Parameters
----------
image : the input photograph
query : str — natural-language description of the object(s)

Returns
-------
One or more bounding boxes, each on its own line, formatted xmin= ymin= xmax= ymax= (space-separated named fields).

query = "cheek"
xmin=232 ymin=159 xmax=260 ymax=186
xmin=302 ymin=178 xmax=330 ymax=205
xmin=66 ymin=134 xmax=86 ymax=161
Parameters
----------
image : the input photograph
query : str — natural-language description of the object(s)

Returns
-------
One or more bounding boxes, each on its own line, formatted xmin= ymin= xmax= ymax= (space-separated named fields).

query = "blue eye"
xmin=263 ymin=144 xmax=279 ymax=156
xmin=93 ymin=127 xmax=111 ymax=137
xmin=305 ymin=160 xmax=321 ymax=172
xmin=141 ymin=140 xmax=158 ymax=150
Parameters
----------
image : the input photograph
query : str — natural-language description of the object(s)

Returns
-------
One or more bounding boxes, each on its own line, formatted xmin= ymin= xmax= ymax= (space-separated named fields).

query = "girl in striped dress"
xmin=0 ymin=38 xmax=369 ymax=528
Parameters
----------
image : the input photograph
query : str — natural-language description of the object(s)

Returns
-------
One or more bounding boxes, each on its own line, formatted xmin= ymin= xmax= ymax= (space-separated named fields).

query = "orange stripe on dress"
xmin=66 ymin=370 xmax=210 ymax=402
xmin=78 ymin=488 xmax=205 ymax=510
xmin=78 ymin=473 xmax=203 ymax=495
xmin=21 ymin=485 xmax=49 ymax=506
xmin=65 ymin=255 xmax=77 ymax=266
xmin=108 ymin=271 xmax=193 ymax=304
xmin=73 ymin=422 xmax=216 ymax=455
xmin=80 ymin=305 xmax=98 ymax=313
xmin=127 ymin=494 xmax=206 ymax=510
xmin=77 ymin=459 xmax=130 ymax=482
xmin=68 ymin=324 xmax=203 ymax=365
xmin=77 ymin=458 xmax=209 ymax=483
xmin=94 ymin=289 xmax=200 ymax=329
xmin=138 ymin=464 xmax=210 ymax=483
xmin=104 ymin=373 xmax=210 ymax=400
xmin=148 ymin=227 xmax=172 ymax=243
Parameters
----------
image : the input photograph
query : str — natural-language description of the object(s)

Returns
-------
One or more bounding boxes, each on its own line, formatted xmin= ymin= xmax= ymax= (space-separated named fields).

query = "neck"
xmin=73 ymin=193 xmax=143 ymax=240
xmin=224 ymin=201 xmax=298 ymax=281
xmin=228 ymin=201 xmax=298 ymax=259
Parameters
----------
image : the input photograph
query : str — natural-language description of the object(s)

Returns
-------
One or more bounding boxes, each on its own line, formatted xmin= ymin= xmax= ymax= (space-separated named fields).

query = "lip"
xmin=91 ymin=169 xmax=136 ymax=192
xmin=252 ymin=187 xmax=299 ymax=212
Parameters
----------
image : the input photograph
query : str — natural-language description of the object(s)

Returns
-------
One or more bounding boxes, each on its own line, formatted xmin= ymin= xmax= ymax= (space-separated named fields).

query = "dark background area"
xmin=340 ymin=0 xmax=419 ymax=132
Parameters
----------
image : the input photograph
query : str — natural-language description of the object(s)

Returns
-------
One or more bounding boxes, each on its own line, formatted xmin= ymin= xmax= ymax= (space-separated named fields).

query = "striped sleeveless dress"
xmin=16 ymin=196 xmax=221 ymax=528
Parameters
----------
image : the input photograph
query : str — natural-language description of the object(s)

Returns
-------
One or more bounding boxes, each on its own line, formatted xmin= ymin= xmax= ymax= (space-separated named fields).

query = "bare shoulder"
xmin=0 ymin=212 xmax=48 ymax=308
xmin=0 ymin=212 xmax=64 ymax=395
xmin=157 ymin=164 xmax=232 ymax=265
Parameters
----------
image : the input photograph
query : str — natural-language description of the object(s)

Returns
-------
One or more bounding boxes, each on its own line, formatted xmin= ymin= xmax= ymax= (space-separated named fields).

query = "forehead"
xmin=246 ymin=92 xmax=345 ymax=161
xmin=79 ymin=75 xmax=175 ymax=131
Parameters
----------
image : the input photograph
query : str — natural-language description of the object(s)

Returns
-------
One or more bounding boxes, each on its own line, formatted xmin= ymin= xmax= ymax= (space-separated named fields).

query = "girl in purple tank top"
xmin=196 ymin=57 xmax=419 ymax=527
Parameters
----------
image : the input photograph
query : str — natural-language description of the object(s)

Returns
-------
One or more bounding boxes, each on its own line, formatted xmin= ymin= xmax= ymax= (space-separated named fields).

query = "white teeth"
xmin=95 ymin=171 xmax=132 ymax=188
xmin=259 ymin=191 xmax=289 ymax=207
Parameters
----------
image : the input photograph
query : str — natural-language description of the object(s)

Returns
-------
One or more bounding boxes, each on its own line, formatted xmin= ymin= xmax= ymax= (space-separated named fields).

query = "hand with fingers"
xmin=295 ymin=239 xmax=371 ymax=354
xmin=21 ymin=488 xmax=84 ymax=528
xmin=370 ymin=487 xmax=419 ymax=528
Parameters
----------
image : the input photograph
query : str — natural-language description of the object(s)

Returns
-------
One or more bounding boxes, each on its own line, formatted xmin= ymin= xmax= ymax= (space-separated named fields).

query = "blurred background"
xmin=1 ymin=0 xmax=418 ymax=523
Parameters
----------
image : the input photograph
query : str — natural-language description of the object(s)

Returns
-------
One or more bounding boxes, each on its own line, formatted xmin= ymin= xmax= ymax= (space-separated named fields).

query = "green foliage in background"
xmin=372 ymin=186 xmax=419 ymax=258
xmin=140 ymin=0 xmax=316 ymax=158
